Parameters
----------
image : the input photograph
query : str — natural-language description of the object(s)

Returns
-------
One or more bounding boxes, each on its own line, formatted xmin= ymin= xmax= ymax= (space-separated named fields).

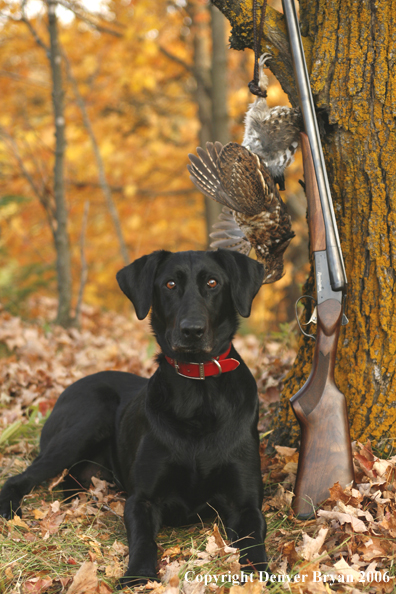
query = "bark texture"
xmin=211 ymin=5 xmax=230 ymax=146
xmin=191 ymin=1 xmax=218 ymax=242
xmin=212 ymin=0 xmax=396 ymax=448
xmin=47 ymin=0 xmax=73 ymax=327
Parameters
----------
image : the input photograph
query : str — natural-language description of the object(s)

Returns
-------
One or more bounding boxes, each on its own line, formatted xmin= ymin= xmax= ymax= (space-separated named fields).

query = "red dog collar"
xmin=165 ymin=343 xmax=240 ymax=380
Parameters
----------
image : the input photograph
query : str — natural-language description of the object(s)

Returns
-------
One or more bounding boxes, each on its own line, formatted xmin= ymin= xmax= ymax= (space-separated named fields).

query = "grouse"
xmin=187 ymin=141 xmax=294 ymax=284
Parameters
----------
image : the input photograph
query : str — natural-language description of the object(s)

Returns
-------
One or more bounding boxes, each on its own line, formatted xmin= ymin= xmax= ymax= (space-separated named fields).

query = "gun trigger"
xmin=303 ymin=306 xmax=317 ymax=326
xmin=342 ymin=313 xmax=349 ymax=326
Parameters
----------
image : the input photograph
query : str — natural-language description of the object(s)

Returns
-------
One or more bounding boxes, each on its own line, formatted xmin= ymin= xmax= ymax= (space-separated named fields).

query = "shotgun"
xmin=281 ymin=0 xmax=355 ymax=518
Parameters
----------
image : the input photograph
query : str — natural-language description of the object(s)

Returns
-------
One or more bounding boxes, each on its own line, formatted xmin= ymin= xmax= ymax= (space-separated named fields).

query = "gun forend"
xmin=300 ymin=132 xmax=325 ymax=254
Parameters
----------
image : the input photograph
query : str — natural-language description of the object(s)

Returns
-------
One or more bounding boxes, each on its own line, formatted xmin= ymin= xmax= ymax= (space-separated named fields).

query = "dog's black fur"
xmin=0 ymin=249 xmax=267 ymax=587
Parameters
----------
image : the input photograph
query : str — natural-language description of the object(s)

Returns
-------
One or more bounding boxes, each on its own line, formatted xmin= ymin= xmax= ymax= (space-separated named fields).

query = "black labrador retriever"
xmin=0 ymin=249 xmax=267 ymax=587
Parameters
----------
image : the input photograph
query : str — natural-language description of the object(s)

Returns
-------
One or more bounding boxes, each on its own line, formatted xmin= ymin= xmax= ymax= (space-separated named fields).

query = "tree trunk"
xmin=189 ymin=2 xmax=230 ymax=245
xmin=208 ymin=5 xmax=230 ymax=239
xmin=211 ymin=5 xmax=230 ymax=146
xmin=190 ymin=2 xmax=216 ymax=245
xmin=212 ymin=0 xmax=396 ymax=448
xmin=47 ymin=0 xmax=73 ymax=327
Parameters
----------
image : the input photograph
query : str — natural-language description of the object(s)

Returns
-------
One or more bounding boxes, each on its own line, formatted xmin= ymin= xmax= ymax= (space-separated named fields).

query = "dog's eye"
xmin=166 ymin=280 xmax=176 ymax=290
xmin=207 ymin=279 xmax=217 ymax=288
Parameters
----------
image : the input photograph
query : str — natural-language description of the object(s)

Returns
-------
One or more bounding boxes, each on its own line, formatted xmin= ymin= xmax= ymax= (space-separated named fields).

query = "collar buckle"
xmin=174 ymin=360 xmax=206 ymax=380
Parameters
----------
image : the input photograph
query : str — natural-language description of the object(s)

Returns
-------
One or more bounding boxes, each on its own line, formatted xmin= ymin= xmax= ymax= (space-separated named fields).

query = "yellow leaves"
xmin=8 ymin=515 xmax=29 ymax=530
xmin=5 ymin=566 xmax=14 ymax=581
xmin=230 ymin=580 xmax=264 ymax=594
xmin=81 ymin=55 xmax=98 ymax=76
xmin=33 ymin=508 xmax=48 ymax=520
xmin=98 ymin=139 xmax=115 ymax=159
xmin=124 ymin=185 xmax=137 ymax=199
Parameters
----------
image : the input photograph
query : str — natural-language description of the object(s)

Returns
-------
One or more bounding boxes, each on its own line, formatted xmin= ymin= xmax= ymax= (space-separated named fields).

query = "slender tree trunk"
xmin=190 ymin=2 xmax=216 ymax=245
xmin=75 ymin=201 xmax=89 ymax=325
xmin=211 ymin=5 xmax=230 ymax=146
xmin=47 ymin=0 xmax=73 ymax=327
xmin=212 ymin=0 xmax=396 ymax=448
xmin=189 ymin=2 xmax=230 ymax=245
xmin=208 ymin=5 xmax=230 ymax=239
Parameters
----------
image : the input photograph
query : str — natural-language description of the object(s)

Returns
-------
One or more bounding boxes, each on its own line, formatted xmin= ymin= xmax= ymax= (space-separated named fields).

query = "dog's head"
xmin=116 ymin=250 xmax=264 ymax=361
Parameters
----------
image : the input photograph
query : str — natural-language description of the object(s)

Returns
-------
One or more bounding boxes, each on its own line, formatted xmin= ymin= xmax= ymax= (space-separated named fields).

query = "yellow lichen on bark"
xmin=277 ymin=0 xmax=396 ymax=448
xmin=213 ymin=0 xmax=396 ymax=447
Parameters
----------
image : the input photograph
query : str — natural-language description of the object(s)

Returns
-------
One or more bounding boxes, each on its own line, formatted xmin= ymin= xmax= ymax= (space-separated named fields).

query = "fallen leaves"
xmin=264 ymin=440 xmax=396 ymax=593
xmin=65 ymin=561 xmax=98 ymax=594
xmin=316 ymin=509 xmax=367 ymax=533
xmin=22 ymin=577 xmax=53 ymax=593
xmin=295 ymin=528 xmax=328 ymax=561
xmin=2 ymin=303 xmax=396 ymax=593
xmin=0 ymin=298 xmax=156 ymax=441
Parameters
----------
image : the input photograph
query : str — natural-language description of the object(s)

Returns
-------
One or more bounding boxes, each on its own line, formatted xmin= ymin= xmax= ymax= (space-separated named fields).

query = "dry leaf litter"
xmin=0 ymin=299 xmax=395 ymax=593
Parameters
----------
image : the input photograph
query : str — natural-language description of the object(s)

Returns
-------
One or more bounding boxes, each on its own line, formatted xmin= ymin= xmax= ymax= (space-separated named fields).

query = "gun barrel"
xmin=282 ymin=0 xmax=347 ymax=292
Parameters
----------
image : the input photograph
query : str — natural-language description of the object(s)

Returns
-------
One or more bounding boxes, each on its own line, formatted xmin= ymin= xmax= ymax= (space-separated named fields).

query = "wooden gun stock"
xmin=291 ymin=134 xmax=354 ymax=519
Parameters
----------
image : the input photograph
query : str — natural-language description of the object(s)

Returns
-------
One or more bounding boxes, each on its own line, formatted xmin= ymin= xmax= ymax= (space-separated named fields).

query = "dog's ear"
xmin=116 ymin=251 xmax=170 ymax=319
xmin=211 ymin=250 xmax=264 ymax=317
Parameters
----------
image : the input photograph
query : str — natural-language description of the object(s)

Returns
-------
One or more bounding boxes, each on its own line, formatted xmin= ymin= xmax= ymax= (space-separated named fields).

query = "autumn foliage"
xmin=0 ymin=0 xmax=306 ymax=330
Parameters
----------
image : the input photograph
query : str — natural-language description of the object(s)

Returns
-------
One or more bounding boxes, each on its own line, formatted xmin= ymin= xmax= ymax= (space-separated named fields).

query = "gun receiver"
xmin=290 ymin=134 xmax=354 ymax=518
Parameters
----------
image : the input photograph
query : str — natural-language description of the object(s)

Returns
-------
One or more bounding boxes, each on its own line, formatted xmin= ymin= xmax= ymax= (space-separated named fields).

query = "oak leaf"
xmin=295 ymin=528 xmax=328 ymax=561
xmin=317 ymin=510 xmax=367 ymax=532
xmin=66 ymin=561 xmax=98 ymax=594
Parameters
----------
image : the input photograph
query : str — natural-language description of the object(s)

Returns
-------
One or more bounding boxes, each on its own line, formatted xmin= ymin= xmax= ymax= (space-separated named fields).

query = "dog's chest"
xmin=157 ymin=455 xmax=235 ymax=524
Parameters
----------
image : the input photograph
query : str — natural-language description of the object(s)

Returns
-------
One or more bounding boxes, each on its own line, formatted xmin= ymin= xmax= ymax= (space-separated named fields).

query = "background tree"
xmin=163 ymin=0 xmax=230 ymax=241
xmin=212 ymin=0 xmax=396 ymax=447
xmin=0 ymin=0 xmax=305 ymax=331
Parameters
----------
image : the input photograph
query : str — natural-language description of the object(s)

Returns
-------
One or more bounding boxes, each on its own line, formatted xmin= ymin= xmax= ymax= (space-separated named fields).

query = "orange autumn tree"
xmin=213 ymin=0 xmax=396 ymax=446
xmin=0 ymin=0 xmax=303 ymax=330
xmin=0 ymin=0 xmax=206 ymax=317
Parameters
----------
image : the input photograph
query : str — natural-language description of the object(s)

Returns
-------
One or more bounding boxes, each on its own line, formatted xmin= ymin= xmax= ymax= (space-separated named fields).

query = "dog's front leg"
xmin=226 ymin=506 xmax=267 ymax=573
xmin=118 ymin=495 xmax=161 ymax=589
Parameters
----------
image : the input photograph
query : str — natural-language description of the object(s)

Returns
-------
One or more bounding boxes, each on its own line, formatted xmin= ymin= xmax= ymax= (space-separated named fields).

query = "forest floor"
xmin=0 ymin=299 xmax=395 ymax=594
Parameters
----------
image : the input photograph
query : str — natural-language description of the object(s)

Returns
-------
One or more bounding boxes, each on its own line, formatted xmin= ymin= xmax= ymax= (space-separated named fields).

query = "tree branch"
xmin=56 ymin=0 xmax=123 ymax=37
xmin=210 ymin=0 xmax=310 ymax=105
xmin=20 ymin=0 xmax=49 ymax=52
xmin=68 ymin=180 xmax=197 ymax=197
xmin=158 ymin=45 xmax=193 ymax=73
xmin=0 ymin=125 xmax=56 ymax=235
xmin=0 ymin=69 xmax=49 ymax=87
xmin=62 ymin=49 xmax=130 ymax=265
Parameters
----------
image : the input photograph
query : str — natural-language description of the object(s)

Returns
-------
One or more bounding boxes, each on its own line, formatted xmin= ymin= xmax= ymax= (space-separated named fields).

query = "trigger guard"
xmin=295 ymin=295 xmax=317 ymax=340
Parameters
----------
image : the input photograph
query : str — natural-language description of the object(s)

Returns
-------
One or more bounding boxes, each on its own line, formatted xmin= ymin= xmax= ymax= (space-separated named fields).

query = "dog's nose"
xmin=180 ymin=320 xmax=205 ymax=339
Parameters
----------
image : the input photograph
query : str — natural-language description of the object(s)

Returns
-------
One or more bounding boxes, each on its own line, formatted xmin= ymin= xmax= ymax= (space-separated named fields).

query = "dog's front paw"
xmin=0 ymin=490 xmax=23 ymax=519
xmin=239 ymin=547 xmax=268 ymax=575
xmin=117 ymin=572 xmax=160 ymax=590
xmin=0 ymin=477 xmax=27 ymax=519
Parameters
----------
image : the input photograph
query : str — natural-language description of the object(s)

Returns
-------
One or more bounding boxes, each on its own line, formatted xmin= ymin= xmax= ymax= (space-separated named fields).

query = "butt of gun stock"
xmin=291 ymin=299 xmax=354 ymax=518
xmin=291 ymin=386 xmax=354 ymax=518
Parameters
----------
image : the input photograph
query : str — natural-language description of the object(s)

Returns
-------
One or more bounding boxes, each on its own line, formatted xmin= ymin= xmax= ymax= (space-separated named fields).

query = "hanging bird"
xmin=187 ymin=141 xmax=295 ymax=284
xmin=243 ymin=53 xmax=302 ymax=191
